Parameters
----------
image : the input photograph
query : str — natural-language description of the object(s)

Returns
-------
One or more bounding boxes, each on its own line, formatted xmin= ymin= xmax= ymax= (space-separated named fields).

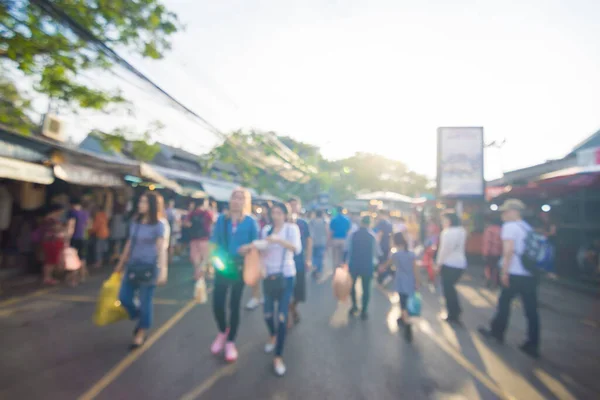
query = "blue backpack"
xmin=520 ymin=224 xmax=554 ymax=276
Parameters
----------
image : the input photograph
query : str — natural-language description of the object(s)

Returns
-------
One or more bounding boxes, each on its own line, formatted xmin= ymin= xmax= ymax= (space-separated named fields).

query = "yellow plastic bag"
xmin=93 ymin=272 xmax=129 ymax=326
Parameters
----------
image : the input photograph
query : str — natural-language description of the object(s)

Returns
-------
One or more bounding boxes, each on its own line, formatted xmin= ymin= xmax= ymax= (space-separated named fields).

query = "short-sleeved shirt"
xmin=188 ymin=209 xmax=213 ymax=240
xmin=294 ymin=218 xmax=310 ymax=272
xmin=210 ymin=215 xmax=259 ymax=259
xmin=68 ymin=208 xmax=90 ymax=240
xmin=309 ymin=218 xmax=328 ymax=247
xmin=128 ymin=221 xmax=165 ymax=265
xmin=374 ymin=219 xmax=394 ymax=251
xmin=393 ymin=250 xmax=416 ymax=296
xmin=330 ymin=215 xmax=351 ymax=239
xmin=501 ymin=220 xmax=532 ymax=276
xmin=261 ymin=223 xmax=302 ymax=277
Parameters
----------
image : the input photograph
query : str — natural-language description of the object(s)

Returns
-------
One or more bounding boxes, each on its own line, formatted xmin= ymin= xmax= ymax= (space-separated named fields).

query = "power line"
xmin=28 ymin=0 xmax=312 ymax=181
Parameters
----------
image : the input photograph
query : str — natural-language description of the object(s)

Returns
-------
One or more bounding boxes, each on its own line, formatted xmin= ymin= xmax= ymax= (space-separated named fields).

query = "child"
xmin=382 ymin=232 xmax=420 ymax=341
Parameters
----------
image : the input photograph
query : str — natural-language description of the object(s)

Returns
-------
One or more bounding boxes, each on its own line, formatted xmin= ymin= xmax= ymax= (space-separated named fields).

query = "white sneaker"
xmin=274 ymin=359 xmax=286 ymax=377
xmin=246 ymin=297 xmax=260 ymax=310
xmin=264 ymin=342 xmax=275 ymax=353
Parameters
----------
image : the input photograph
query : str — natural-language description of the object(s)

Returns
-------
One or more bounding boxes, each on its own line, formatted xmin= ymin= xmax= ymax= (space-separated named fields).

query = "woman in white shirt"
xmin=259 ymin=203 xmax=302 ymax=377
xmin=435 ymin=211 xmax=467 ymax=323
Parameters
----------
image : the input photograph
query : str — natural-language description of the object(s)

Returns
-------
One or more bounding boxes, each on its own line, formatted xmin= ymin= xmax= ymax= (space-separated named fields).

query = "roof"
xmin=486 ymin=157 xmax=577 ymax=187
xmin=569 ymin=127 xmax=600 ymax=156
xmin=356 ymin=191 xmax=424 ymax=204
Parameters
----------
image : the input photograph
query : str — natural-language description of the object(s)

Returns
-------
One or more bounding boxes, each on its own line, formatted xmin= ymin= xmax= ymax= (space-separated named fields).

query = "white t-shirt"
xmin=436 ymin=226 xmax=468 ymax=269
xmin=261 ymin=223 xmax=302 ymax=278
xmin=501 ymin=220 xmax=532 ymax=277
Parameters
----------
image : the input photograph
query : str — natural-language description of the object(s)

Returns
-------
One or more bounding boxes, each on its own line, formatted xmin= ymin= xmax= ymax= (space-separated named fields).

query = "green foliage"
xmin=208 ymin=131 xmax=432 ymax=203
xmin=0 ymin=74 xmax=36 ymax=134
xmin=0 ymin=0 xmax=181 ymax=129
xmin=92 ymin=121 xmax=163 ymax=162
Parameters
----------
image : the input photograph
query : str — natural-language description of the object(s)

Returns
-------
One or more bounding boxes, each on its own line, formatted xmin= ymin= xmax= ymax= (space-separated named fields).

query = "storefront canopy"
xmin=0 ymin=156 xmax=54 ymax=185
xmin=53 ymin=164 xmax=124 ymax=187
xmin=0 ymin=126 xmax=182 ymax=193
xmin=492 ymin=169 xmax=600 ymax=201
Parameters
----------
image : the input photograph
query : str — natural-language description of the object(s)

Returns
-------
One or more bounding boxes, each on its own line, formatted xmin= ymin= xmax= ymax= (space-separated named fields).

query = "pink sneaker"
xmin=224 ymin=342 xmax=238 ymax=363
xmin=211 ymin=329 xmax=229 ymax=355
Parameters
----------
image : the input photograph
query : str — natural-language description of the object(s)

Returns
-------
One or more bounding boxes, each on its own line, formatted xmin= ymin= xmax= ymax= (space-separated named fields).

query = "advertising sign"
xmin=437 ymin=127 xmax=484 ymax=198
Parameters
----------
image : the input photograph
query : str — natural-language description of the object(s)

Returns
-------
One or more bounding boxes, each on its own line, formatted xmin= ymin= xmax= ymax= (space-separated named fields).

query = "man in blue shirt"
xmin=329 ymin=206 xmax=351 ymax=269
xmin=346 ymin=216 xmax=380 ymax=320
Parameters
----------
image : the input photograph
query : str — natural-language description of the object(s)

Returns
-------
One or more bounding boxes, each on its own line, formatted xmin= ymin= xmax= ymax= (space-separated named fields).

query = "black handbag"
xmin=263 ymin=226 xmax=287 ymax=299
xmin=126 ymin=223 xmax=158 ymax=285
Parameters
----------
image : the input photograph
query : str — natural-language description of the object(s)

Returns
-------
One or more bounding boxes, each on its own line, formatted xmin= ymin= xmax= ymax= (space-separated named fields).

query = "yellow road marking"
xmin=0 ymin=287 xmax=58 ymax=308
xmin=78 ymin=300 xmax=197 ymax=400
xmin=178 ymin=343 xmax=253 ymax=400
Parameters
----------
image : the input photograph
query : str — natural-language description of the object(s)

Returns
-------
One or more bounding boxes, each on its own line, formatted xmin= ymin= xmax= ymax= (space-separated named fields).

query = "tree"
xmin=207 ymin=132 xmax=433 ymax=203
xmin=0 ymin=0 xmax=181 ymax=132
xmin=0 ymin=74 xmax=35 ymax=134
xmin=92 ymin=121 xmax=164 ymax=162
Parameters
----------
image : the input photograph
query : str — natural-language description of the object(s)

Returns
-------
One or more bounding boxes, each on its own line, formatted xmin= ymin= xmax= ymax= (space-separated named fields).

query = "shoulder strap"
xmin=128 ymin=221 xmax=142 ymax=257
xmin=279 ymin=224 xmax=288 ymax=274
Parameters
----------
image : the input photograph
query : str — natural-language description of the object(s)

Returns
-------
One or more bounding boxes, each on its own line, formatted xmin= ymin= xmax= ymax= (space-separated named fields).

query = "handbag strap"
xmin=277 ymin=224 xmax=288 ymax=275
xmin=128 ymin=220 xmax=141 ymax=257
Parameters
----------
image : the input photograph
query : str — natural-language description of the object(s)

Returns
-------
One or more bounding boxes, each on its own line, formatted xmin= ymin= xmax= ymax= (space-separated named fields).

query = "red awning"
xmin=493 ymin=170 xmax=600 ymax=200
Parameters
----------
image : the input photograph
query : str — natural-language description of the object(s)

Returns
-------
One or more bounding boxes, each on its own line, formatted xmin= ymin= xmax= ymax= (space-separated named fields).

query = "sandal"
xmin=129 ymin=335 xmax=147 ymax=350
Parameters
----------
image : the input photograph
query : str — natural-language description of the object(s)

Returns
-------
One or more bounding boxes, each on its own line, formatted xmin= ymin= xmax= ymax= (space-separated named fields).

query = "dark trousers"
xmin=212 ymin=276 xmax=245 ymax=341
xmin=441 ymin=265 xmax=464 ymax=320
xmin=350 ymin=271 xmax=373 ymax=312
xmin=491 ymin=275 xmax=540 ymax=348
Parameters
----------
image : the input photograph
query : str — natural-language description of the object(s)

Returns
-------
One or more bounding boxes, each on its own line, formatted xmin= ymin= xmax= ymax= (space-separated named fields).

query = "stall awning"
xmin=0 ymin=156 xmax=54 ymax=185
xmin=201 ymin=181 xmax=239 ymax=202
xmin=54 ymin=164 xmax=124 ymax=187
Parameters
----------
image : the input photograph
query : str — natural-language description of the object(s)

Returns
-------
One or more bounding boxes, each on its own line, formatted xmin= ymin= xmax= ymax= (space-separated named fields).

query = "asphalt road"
xmin=0 ymin=260 xmax=598 ymax=400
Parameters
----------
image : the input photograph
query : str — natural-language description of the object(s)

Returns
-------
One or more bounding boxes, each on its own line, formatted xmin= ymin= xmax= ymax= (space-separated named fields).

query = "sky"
xmin=64 ymin=0 xmax=600 ymax=180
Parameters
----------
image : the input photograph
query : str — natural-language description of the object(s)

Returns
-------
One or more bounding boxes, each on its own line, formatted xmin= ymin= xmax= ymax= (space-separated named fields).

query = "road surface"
xmin=0 ymin=261 xmax=598 ymax=400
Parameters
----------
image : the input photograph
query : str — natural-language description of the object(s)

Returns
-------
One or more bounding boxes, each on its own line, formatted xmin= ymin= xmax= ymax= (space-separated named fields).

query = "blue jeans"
xmin=312 ymin=245 xmax=326 ymax=273
xmin=119 ymin=279 xmax=156 ymax=330
xmin=263 ymin=277 xmax=295 ymax=357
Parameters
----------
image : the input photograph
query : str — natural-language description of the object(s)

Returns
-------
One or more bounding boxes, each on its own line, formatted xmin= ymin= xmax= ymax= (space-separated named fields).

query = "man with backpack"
xmin=185 ymin=198 xmax=213 ymax=280
xmin=478 ymin=199 xmax=543 ymax=359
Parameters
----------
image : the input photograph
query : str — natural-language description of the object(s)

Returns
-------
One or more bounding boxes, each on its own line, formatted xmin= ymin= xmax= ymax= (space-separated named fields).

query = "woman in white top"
xmin=435 ymin=211 xmax=467 ymax=323
xmin=259 ymin=202 xmax=302 ymax=377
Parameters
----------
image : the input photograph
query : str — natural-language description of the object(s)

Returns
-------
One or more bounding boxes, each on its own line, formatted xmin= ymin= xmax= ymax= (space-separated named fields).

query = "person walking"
xmin=309 ymin=210 xmax=328 ymax=279
xmin=435 ymin=211 xmax=467 ymax=324
xmin=374 ymin=213 xmax=394 ymax=286
xmin=288 ymin=197 xmax=312 ymax=327
xmin=67 ymin=198 xmax=90 ymax=281
xmin=210 ymin=188 xmax=258 ymax=363
xmin=259 ymin=202 xmax=302 ymax=376
xmin=329 ymin=206 xmax=351 ymax=269
xmin=478 ymin=199 xmax=541 ymax=358
xmin=482 ymin=215 xmax=502 ymax=288
xmin=109 ymin=204 xmax=129 ymax=264
xmin=346 ymin=215 xmax=380 ymax=320
xmin=40 ymin=204 xmax=66 ymax=285
xmin=91 ymin=205 xmax=110 ymax=269
xmin=186 ymin=199 xmax=213 ymax=283
xmin=380 ymin=232 xmax=420 ymax=341
xmin=115 ymin=191 xmax=167 ymax=349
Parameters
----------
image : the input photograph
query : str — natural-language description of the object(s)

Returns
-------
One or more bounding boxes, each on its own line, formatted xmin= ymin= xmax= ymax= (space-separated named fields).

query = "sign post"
xmin=437 ymin=127 xmax=485 ymax=219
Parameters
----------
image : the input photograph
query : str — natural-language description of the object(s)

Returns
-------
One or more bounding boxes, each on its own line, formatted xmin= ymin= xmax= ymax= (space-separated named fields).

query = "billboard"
xmin=437 ymin=127 xmax=484 ymax=198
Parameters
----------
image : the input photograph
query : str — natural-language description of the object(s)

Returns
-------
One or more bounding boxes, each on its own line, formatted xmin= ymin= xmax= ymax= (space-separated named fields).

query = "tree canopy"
xmin=209 ymin=130 xmax=433 ymax=203
xmin=0 ymin=0 xmax=181 ymax=132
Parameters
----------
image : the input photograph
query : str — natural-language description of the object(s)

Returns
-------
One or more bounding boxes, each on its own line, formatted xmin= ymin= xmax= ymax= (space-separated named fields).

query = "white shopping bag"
xmin=194 ymin=277 xmax=207 ymax=304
